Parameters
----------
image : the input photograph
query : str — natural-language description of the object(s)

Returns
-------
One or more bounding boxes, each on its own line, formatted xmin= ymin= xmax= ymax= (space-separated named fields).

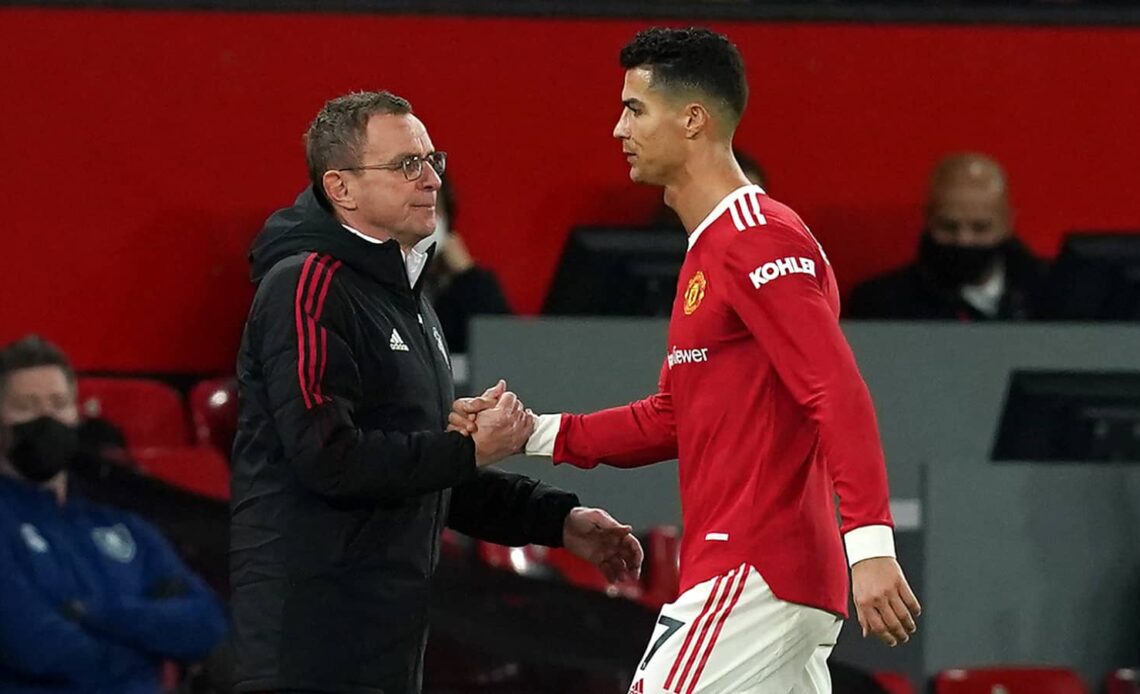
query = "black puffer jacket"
xmin=229 ymin=188 xmax=578 ymax=694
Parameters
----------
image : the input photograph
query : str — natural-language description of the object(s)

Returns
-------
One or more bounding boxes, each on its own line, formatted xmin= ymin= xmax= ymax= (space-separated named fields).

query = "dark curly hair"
xmin=620 ymin=27 xmax=748 ymax=131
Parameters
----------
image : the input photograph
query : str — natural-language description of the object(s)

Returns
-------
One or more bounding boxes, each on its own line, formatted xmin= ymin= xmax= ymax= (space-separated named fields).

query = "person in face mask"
xmin=422 ymin=176 xmax=512 ymax=357
xmin=848 ymin=153 xmax=1046 ymax=320
xmin=0 ymin=335 xmax=227 ymax=694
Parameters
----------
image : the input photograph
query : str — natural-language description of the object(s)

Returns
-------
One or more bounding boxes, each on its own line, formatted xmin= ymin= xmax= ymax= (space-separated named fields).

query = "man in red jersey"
xmin=454 ymin=27 xmax=920 ymax=694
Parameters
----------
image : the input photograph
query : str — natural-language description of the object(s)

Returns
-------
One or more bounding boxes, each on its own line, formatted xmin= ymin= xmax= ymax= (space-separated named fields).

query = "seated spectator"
xmin=544 ymin=150 xmax=765 ymax=317
xmin=423 ymin=177 xmax=512 ymax=353
xmin=848 ymin=152 xmax=1046 ymax=320
xmin=0 ymin=335 xmax=227 ymax=694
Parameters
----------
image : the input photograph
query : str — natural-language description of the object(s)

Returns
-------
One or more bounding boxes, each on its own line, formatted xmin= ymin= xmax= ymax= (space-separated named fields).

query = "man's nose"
xmin=420 ymin=163 xmax=442 ymax=190
xmin=613 ymin=114 xmax=629 ymax=140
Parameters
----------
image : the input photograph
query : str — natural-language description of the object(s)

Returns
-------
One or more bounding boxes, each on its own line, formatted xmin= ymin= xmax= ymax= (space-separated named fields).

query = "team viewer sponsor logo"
xmin=667 ymin=345 xmax=709 ymax=369
xmin=748 ymin=256 xmax=816 ymax=288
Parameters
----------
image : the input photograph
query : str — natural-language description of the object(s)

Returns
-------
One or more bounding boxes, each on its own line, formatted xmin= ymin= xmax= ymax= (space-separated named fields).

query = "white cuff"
xmin=843 ymin=525 xmax=896 ymax=567
xmin=525 ymin=414 xmax=561 ymax=457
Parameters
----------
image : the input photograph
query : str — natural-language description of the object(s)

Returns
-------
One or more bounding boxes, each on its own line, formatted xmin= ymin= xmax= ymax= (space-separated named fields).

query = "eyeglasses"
xmin=337 ymin=151 xmax=447 ymax=182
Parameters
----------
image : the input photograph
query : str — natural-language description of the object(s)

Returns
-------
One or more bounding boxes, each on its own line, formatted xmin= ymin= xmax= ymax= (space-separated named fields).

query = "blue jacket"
xmin=0 ymin=476 xmax=228 ymax=694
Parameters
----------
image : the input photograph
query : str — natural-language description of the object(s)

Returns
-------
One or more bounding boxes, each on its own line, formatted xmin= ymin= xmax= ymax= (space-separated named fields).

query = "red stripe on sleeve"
xmin=313 ymin=260 xmax=343 ymax=319
xmin=304 ymin=257 xmax=333 ymax=402
xmin=306 ymin=314 xmax=320 ymax=404
xmin=311 ymin=259 xmax=342 ymax=404
xmin=294 ymin=253 xmax=320 ymax=410
xmin=316 ymin=327 xmax=329 ymax=403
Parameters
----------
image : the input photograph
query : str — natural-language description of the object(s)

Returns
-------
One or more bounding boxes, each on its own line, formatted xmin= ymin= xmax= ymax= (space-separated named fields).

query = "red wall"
xmin=2 ymin=8 xmax=1138 ymax=372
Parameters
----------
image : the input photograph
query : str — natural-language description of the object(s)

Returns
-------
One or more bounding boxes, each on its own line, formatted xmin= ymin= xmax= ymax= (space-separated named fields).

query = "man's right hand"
xmin=472 ymin=391 xmax=534 ymax=467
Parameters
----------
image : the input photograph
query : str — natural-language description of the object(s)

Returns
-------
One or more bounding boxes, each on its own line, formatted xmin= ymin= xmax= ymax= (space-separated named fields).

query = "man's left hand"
xmin=852 ymin=556 xmax=921 ymax=647
xmin=448 ymin=380 xmax=505 ymax=435
xmin=562 ymin=507 xmax=644 ymax=583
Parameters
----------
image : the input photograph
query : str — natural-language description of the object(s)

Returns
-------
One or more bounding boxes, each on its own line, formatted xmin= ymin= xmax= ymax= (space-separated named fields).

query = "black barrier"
xmin=4 ymin=0 xmax=1140 ymax=27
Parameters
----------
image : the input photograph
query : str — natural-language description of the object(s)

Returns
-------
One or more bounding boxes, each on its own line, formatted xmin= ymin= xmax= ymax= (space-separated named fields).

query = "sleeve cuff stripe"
xmin=843 ymin=524 xmax=896 ymax=567
xmin=525 ymin=414 xmax=560 ymax=457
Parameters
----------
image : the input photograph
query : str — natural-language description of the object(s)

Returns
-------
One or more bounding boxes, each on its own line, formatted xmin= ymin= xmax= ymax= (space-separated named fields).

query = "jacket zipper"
xmin=410 ymin=291 xmax=450 ymax=578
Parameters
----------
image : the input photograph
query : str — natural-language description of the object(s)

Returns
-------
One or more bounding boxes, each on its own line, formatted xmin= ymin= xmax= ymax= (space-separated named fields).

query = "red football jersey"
xmin=534 ymin=185 xmax=894 ymax=617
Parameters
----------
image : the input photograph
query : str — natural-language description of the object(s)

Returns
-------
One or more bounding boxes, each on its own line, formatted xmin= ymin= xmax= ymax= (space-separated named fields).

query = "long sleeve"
xmin=0 ymin=532 xmax=114 ymax=681
xmin=723 ymin=228 xmax=894 ymax=559
xmin=446 ymin=469 xmax=579 ymax=547
xmin=253 ymin=254 xmax=476 ymax=503
xmin=527 ymin=360 xmax=678 ymax=469
xmin=81 ymin=515 xmax=228 ymax=662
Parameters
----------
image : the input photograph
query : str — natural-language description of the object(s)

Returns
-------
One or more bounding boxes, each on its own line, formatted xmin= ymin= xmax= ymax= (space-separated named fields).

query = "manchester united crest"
xmin=683 ymin=271 xmax=707 ymax=315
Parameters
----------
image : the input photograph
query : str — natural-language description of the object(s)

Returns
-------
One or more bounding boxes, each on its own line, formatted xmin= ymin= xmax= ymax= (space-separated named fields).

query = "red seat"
xmin=875 ymin=671 xmax=917 ymax=694
xmin=476 ymin=541 xmax=549 ymax=577
xmin=1107 ymin=669 xmax=1140 ymax=694
xmin=78 ymin=377 xmax=189 ymax=448
xmin=189 ymin=377 xmax=238 ymax=455
xmin=934 ymin=667 xmax=1088 ymax=694
xmin=131 ymin=446 xmax=230 ymax=500
xmin=641 ymin=525 xmax=680 ymax=610
xmin=544 ymin=546 xmax=643 ymax=601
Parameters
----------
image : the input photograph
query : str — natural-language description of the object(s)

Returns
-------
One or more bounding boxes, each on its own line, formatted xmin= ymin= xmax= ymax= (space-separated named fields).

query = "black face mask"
xmin=7 ymin=416 xmax=79 ymax=482
xmin=918 ymin=233 xmax=1007 ymax=288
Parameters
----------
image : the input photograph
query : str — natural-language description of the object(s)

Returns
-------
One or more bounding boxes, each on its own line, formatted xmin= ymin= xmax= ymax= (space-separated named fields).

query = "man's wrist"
xmin=844 ymin=525 xmax=896 ymax=567
xmin=525 ymin=414 xmax=561 ymax=456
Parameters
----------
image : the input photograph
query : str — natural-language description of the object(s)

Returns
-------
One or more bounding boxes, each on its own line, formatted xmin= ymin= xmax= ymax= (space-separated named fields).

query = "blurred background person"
xmin=0 ymin=335 xmax=228 ymax=694
xmin=424 ymin=177 xmax=512 ymax=355
xmin=848 ymin=153 xmax=1047 ymax=321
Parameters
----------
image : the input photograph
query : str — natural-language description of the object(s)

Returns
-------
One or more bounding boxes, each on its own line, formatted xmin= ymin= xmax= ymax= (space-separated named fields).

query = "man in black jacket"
xmin=848 ymin=153 xmax=1046 ymax=321
xmin=230 ymin=91 xmax=643 ymax=694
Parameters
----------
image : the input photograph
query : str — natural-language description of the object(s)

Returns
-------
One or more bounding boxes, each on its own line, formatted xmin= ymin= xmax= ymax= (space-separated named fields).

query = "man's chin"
xmin=409 ymin=228 xmax=436 ymax=249
xmin=629 ymin=166 xmax=655 ymax=185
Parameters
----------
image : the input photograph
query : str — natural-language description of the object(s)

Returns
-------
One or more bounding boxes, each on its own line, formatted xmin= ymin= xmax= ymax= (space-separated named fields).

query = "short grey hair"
xmin=304 ymin=90 xmax=413 ymax=191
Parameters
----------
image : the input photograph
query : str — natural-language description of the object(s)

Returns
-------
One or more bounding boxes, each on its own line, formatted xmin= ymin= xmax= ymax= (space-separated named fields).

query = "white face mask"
xmin=423 ymin=206 xmax=450 ymax=252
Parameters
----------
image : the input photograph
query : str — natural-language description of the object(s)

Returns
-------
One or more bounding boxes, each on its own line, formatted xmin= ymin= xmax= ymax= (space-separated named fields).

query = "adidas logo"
xmin=389 ymin=329 xmax=410 ymax=352
xmin=628 ymin=679 xmax=644 ymax=694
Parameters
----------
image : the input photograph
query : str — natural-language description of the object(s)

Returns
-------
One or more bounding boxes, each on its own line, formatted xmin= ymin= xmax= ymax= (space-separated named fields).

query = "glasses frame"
xmin=336 ymin=151 xmax=447 ymax=182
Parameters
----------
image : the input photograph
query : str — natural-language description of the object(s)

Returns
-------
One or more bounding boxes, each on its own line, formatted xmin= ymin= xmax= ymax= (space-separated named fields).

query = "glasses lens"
xmin=402 ymin=157 xmax=424 ymax=181
xmin=428 ymin=152 xmax=447 ymax=176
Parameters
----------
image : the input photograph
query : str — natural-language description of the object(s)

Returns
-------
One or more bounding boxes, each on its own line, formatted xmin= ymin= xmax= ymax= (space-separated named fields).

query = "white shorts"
xmin=629 ymin=563 xmax=843 ymax=694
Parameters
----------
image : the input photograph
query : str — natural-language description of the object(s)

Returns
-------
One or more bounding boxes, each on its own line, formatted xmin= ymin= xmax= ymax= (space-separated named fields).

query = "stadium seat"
xmin=439 ymin=528 xmax=470 ymax=560
xmin=544 ymin=547 xmax=643 ymax=601
xmin=78 ymin=377 xmax=189 ymax=448
xmin=131 ymin=446 xmax=230 ymax=500
xmin=934 ymin=667 xmax=1088 ymax=694
xmin=641 ymin=525 xmax=680 ymax=609
xmin=189 ymin=377 xmax=238 ymax=456
xmin=476 ymin=541 xmax=550 ymax=578
xmin=1106 ymin=669 xmax=1140 ymax=694
xmin=875 ymin=671 xmax=917 ymax=694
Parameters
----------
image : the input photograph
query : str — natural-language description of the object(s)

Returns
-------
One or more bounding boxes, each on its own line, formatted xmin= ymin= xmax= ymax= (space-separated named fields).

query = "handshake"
xmin=447 ymin=380 xmax=535 ymax=467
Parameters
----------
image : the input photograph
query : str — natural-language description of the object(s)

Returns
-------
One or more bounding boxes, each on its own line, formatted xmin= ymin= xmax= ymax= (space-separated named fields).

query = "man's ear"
xmin=322 ymin=170 xmax=357 ymax=211
xmin=683 ymin=102 xmax=712 ymax=139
